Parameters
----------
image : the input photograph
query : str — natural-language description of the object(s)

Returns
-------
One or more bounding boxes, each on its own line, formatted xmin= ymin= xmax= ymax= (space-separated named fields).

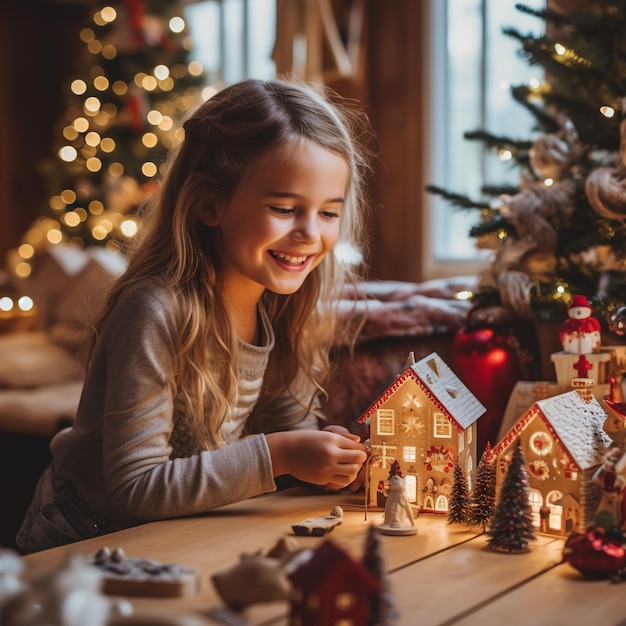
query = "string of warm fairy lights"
xmin=8 ymin=3 xmax=213 ymax=282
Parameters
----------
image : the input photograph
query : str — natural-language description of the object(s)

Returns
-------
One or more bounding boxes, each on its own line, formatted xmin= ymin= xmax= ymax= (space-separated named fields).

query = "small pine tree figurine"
xmin=488 ymin=441 xmax=536 ymax=553
xmin=362 ymin=524 xmax=399 ymax=626
xmin=448 ymin=462 xmax=470 ymax=524
xmin=468 ymin=442 xmax=497 ymax=529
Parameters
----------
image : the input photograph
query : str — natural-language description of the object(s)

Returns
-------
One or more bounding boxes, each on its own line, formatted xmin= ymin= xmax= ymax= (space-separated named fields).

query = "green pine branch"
xmin=509 ymin=85 xmax=560 ymax=134
xmin=513 ymin=3 xmax=570 ymax=27
xmin=426 ymin=0 xmax=626 ymax=323
xmin=469 ymin=215 xmax=516 ymax=238
xmin=481 ymin=184 xmax=519 ymax=197
xmin=463 ymin=129 xmax=533 ymax=152
xmin=424 ymin=185 xmax=491 ymax=211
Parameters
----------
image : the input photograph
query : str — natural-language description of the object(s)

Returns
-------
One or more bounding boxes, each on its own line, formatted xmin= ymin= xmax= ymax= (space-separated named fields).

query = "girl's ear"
xmin=198 ymin=203 xmax=222 ymax=227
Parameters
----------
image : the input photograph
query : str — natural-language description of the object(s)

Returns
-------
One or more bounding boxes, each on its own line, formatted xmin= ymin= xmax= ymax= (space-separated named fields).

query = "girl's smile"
xmin=268 ymin=251 xmax=311 ymax=267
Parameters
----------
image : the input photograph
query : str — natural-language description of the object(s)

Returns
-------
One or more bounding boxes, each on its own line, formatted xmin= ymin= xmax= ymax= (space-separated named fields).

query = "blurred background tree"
xmin=9 ymin=0 xmax=207 ymax=280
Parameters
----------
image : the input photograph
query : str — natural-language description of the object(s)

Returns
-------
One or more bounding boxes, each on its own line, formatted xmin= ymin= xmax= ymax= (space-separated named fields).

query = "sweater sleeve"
xmin=253 ymin=371 xmax=324 ymax=434
xmin=97 ymin=285 xmax=276 ymax=525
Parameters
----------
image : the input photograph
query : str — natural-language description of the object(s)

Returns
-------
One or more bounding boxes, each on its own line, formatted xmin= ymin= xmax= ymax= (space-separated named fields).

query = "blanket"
xmin=337 ymin=275 xmax=475 ymax=344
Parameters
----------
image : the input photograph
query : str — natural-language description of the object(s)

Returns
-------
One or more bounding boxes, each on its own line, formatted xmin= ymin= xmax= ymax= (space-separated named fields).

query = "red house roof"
xmin=288 ymin=540 xmax=380 ymax=626
xmin=288 ymin=539 xmax=379 ymax=594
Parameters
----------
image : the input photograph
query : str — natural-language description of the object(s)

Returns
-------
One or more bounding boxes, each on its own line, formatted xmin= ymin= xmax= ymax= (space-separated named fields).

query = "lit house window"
xmin=466 ymin=455 xmax=474 ymax=492
xmin=530 ymin=431 xmax=553 ymax=456
xmin=433 ymin=412 xmax=451 ymax=438
xmin=435 ymin=495 xmax=448 ymax=511
xmin=530 ymin=489 xmax=543 ymax=528
xmin=335 ymin=592 xmax=354 ymax=610
xmin=405 ymin=474 xmax=417 ymax=503
xmin=547 ymin=490 xmax=563 ymax=531
xmin=377 ymin=409 xmax=395 ymax=436
xmin=404 ymin=446 xmax=417 ymax=463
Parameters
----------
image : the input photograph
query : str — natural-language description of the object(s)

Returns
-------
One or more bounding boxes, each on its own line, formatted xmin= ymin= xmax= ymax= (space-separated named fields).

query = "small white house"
xmin=358 ymin=352 xmax=486 ymax=513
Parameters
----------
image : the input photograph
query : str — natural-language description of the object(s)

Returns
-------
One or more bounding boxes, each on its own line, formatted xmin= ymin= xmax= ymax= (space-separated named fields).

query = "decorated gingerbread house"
xmin=358 ymin=352 xmax=486 ymax=514
xmin=492 ymin=390 xmax=612 ymax=536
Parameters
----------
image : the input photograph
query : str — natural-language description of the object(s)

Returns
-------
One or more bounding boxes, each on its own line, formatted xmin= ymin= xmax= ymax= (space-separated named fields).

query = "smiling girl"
xmin=17 ymin=78 xmax=374 ymax=553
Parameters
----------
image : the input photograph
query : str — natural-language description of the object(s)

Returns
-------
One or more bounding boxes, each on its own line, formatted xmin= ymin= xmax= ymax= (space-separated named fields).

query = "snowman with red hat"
xmin=559 ymin=294 xmax=602 ymax=354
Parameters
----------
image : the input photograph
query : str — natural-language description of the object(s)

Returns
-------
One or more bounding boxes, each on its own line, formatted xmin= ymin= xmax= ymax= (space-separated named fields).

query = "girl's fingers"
xmin=341 ymin=432 xmax=362 ymax=442
xmin=325 ymin=427 xmax=364 ymax=445
xmin=338 ymin=450 xmax=368 ymax=465
xmin=335 ymin=439 xmax=368 ymax=455
xmin=332 ymin=463 xmax=363 ymax=481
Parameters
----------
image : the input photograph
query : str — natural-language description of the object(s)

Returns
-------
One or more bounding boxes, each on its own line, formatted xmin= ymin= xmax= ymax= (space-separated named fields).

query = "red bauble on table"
xmin=563 ymin=526 xmax=626 ymax=578
xmin=451 ymin=306 xmax=540 ymax=454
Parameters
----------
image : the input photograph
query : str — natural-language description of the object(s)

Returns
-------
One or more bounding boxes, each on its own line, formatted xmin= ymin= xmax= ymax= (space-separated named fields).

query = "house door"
xmin=405 ymin=474 xmax=418 ymax=504
xmin=529 ymin=489 xmax=543 ymax=529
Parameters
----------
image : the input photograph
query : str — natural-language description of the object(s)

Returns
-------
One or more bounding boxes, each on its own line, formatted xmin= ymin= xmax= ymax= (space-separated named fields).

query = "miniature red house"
xmin=287 ymin=539 xmax=379 ymax=626
xmin=492 ymin=389 xmax=613 ymax=536
xmin=358 ymin=352 xmax=486 ymax=514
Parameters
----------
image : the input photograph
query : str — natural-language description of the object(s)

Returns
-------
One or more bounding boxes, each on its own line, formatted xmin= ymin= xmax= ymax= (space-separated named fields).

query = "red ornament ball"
xmin=563 ymin=526 xmax=626 ymax=578
xmin=451 ymin=306 xmax=540 ymax=453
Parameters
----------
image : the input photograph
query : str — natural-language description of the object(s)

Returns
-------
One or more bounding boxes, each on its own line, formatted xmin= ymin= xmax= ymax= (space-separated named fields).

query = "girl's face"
xmin=203 ymin=139 xmax=349 ymax=303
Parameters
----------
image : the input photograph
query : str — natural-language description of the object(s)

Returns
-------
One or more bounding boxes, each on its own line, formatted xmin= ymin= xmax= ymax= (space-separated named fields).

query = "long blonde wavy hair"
xmin=89 ymin=78 xmax=373 ymax=446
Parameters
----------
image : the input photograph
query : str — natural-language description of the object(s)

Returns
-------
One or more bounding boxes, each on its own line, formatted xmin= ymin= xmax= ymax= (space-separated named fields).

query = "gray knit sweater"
xmin=18 ymin=280 xmax=320 ymax=551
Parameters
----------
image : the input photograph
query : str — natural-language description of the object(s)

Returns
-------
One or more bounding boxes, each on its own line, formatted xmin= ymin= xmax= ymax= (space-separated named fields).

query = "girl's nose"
xmin=292 ymin=214 xmax=321 ymax=243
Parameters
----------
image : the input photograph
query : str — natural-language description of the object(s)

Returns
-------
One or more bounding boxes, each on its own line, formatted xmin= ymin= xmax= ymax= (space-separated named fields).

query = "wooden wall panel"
xmin=0 ymin=1 xmax=90 ymax=264
xmin=0 ymin=0 xmax=88 ymax=265
xmin=362 ymin=0 xmax=426 ymax=281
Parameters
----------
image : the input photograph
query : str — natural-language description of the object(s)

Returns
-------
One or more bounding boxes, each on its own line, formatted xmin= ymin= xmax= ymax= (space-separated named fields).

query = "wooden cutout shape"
xmin=292 ymin=506 xmax=344 ymax=536
xmin=89 ymin=547 xmax=199 ymax=598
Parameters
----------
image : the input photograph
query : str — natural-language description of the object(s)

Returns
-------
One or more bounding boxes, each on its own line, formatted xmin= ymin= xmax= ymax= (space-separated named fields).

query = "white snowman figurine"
xmin=559 ymin=294 xmax=601 ymax=354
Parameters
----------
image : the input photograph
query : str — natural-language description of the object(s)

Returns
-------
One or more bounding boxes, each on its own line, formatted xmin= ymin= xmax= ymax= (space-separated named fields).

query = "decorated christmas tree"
xmin=447 ymin=462 xmax=470 ymax=525
xmin=488 ymin=441 xmax=536 ymax=553
xmin=427 ymin=1 xmax=626 ymax=333
xmin=467 ymin=442 xmax=497 ymax=529
xmin=9 ymin=0 xmax=206 ymax=280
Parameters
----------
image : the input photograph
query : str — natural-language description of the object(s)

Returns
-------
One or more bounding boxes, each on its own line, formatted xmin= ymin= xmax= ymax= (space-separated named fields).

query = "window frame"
xmin=423 ymin=0 xmax=545 ymax=280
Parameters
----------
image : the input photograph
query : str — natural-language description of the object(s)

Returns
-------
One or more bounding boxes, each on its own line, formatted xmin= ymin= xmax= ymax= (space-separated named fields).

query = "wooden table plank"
xmin=452 ymin=560 xmax=626 ymax=626
xmin=385 ymin=534 xmax=565 ymax=626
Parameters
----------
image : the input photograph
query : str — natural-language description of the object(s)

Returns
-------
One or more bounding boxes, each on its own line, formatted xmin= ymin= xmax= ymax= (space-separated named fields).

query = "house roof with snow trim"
xmin=494 ymin=390 xmax=611 ymax=470
xmin=358 ymin=352 xmax=486 ymax=431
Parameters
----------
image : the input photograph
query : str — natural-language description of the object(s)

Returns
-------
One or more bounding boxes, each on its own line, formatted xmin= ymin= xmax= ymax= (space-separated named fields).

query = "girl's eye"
xmin=269 ymin=206 xmax=294 ymax=215
xmin=321 ymin=209 xmax=341 ymax=219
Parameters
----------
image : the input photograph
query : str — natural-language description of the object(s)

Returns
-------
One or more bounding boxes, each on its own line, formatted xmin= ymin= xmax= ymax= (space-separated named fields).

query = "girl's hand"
xmin=266 ymin=429 xmax=368 ymax=491
xmin=321 ymin=424 xmax=369 ymax=492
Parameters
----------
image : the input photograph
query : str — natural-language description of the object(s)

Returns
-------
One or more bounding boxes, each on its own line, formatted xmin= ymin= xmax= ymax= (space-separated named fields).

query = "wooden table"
xmin=19 ymin=486 xmax=626 ymax=625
